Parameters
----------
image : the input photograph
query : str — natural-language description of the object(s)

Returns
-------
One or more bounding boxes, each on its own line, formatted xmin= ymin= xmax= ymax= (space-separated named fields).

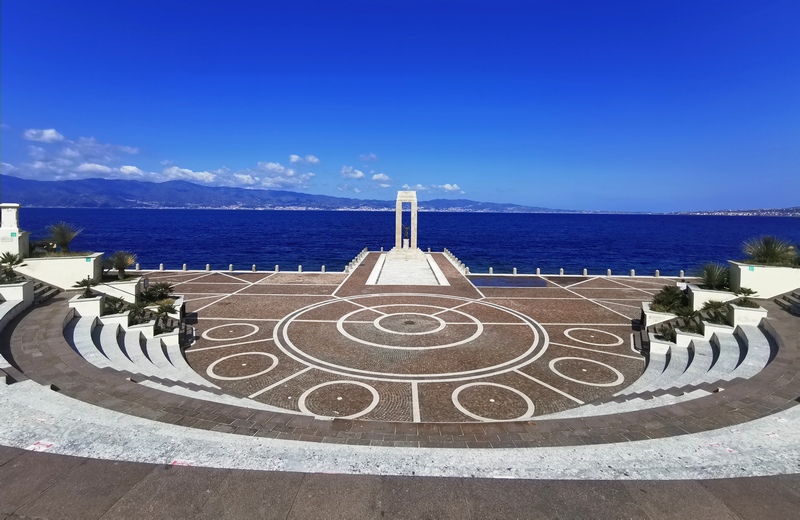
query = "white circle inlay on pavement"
xmin=206 ymin=352 xmax=278 ymax=381
xmin=373 ymin=312 xmax=447 ymax=335
xmin=548 ymin=357 xmax=624 ymax=387
xmin=451 ymin=382 xmax=535 ymax=422
xmin=298 ymin=380 xmax=380 ymax=419
xmin=202 ymin=323 xmax=260 ymax=342
xmin=563 ymin=328 xmax=624 ymax=347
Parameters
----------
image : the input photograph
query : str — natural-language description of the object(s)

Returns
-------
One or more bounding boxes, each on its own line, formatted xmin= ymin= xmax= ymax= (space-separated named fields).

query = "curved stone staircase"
xmin=1 ymin=290 xmax=799 ymax=482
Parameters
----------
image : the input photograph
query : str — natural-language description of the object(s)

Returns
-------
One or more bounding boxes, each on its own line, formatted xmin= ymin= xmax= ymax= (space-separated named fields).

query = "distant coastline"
xmin=1 ymin=175 xmax=798 ymax=216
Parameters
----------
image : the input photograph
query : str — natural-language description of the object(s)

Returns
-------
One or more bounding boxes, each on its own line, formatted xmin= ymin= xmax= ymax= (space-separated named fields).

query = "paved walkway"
xmin=2 ymin=254 xmax=800 ymax=517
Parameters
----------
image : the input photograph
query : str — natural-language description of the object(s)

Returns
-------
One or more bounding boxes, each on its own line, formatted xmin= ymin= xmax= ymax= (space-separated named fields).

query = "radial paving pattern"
xmin=145 ymin=254 xmax=677 ymax=422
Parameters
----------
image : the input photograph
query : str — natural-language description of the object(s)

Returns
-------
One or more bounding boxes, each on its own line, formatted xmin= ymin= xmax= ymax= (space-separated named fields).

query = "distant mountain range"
xmin=0 ymin=175 xmax=571 ymax=213
xmin=0 ymin=175 xmax=797 ymax=215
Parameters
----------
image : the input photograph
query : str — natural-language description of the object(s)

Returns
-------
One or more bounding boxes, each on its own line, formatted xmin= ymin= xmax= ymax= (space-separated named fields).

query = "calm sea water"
xmin=18 ymin=209 xmax=800 ymax=276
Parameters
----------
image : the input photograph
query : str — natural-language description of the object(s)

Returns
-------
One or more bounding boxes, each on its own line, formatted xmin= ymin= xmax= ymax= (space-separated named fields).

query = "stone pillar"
xmin=0 ymin=204 xmax=19 ymax=229
xmin=411 ymin=199 xmax=418 ymax=249
xmin=395 ymin=199 xmax=403 ymax=249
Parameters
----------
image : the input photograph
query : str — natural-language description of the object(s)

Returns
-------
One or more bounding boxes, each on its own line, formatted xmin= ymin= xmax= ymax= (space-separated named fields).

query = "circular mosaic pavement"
xmin=274 ymin=294 xmax=548 ymax=381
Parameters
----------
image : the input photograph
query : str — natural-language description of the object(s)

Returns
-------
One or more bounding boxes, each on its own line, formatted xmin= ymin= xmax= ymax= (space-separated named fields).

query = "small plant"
xmin=126 ymin=300 xmax=150 ymax=325
xmin=701 ymin=300 xmax=729 ymax=325
xmin=47 ymin=222 xmax=83 ymax=253
xmin=104 ymin=251 xmax=137 ymax=280
xmin=73 ymin=277 xmax=99 ymax=298
xmin=0 ymin=252 xmax=26 ymax=284
xmin=733 ymin=287 xmax=759 ymax=308
xmin=154 ymin=302 xmax=177 ymax=334
xmin=699 ymin=263 xmax=730 ymax=290
xmin=141 ymin=282 xmax=175 ymax=304
xmin=650 ymin=285 xmax=689 ymax=314
xmin=742 ymin=235 xmax=797 ymax=266
xmin=103 ymin=295 xmax=127 ymax=315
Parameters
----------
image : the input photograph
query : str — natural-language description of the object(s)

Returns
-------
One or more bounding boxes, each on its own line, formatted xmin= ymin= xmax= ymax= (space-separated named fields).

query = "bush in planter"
xmin=126 ymin=300 xmax=150 ymax=326
xmin=701 ymin=300 xmax=729 ymax=324
xmin=650 ymin=285 xmax=689 ymax=314
xmin=47 ymin=222 xmax=83 ymax=253
xmin=0 ymin=252 xmax=26 ymax=284
xmin=742 ymin=235 xmax=797 ymax=266
xmin=73 ymin=277 xmax=99 ymax=298
xmin=103 ymin=295 xmax=127 ymax=316
xmin=699 ymin=263 xmax=730 ymax=290
xmin=154 ymin=303 xmax=177 ymax=334
xmin=103 ymin=251 xmax=137 ymax=280
xmin=733 ymin=287 xmax=759 ymax=308
xmin=141 ymin=282 xmax=175 ymax=304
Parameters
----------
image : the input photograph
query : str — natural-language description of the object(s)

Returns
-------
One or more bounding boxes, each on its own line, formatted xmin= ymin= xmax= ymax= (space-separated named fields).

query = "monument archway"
xmin=394 ymin=190 xmax=418 ymax=250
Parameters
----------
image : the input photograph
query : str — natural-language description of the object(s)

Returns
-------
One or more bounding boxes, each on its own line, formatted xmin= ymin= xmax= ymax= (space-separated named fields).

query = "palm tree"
xmin=142 ymin=282 xmax=175 ymax=303
xmin=734 ymin=287 xmax=758 ymax=308
xmin=73 ymin=277 xmax=98 ymax=298
xmin=701 ymin=300 xmax=728 ymax=325
xmin=0 ymin=252 xmax=26 ymax=283
xmin=105 ymin=251 xmax=137 ymax=280
xmin=47 ymin=222 xmax=83 ymax=253
xmin=743 ymin=236 xmax=796 ymax=265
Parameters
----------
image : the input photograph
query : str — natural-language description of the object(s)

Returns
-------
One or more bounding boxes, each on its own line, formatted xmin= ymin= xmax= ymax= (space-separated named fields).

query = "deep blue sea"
xmin=18 ymin=209 xmax=800 ymax=276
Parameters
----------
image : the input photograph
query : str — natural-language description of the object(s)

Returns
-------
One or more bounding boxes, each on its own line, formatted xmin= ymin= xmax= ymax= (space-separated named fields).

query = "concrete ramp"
xmin=366 ymin=251 xmax=449 ymax=286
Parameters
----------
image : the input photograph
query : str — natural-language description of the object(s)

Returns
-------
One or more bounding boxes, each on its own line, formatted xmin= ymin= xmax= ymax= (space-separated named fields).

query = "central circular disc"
xmin=373 ymin=313 xmax=446 ymax=335
xmin=274 ymin=294 xmax=549 ymax=382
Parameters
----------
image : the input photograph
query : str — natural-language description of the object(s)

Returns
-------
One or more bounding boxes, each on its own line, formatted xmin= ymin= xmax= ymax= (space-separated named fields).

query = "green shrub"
xmin=700 ymin=263 xmax=730 ymax=290
xmin=650 ymin=285 xmax=689 ymax=314
xmin=701 ymin=300 xmax=729 ymax=324
xmin=743 ymin=235 xmax=797 ymax=266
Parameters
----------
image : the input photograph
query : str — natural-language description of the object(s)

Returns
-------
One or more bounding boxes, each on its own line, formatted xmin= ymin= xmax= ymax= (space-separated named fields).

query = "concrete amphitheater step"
xmin=136 ymin=379 xmax=298 ymax=413
xmin=97 ymin=323 xmax=140 ymax=372
xmin=612 ymin=348 xmax=667 ymax=397
xmin=67 ymin=316 xmax=112 ymax=369
xmin=163 ymin=342 xmax=219 ymax=389
xmin=671 ymin=339 xmax=715 ymax=387
xmin=704 ymin=331 xmax=743 ymax=382
xmin=730 ymin=324 xmax=773 ymax=379
xmin=122 ymin=329 xmax=159 ymax=377
xmin=143 ymin=336 xmax=185 ymax=381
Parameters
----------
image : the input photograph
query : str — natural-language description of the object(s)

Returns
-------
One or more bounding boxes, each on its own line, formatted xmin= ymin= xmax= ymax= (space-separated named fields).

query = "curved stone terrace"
xmin=1 ymin=250 xmax=800 ymax=517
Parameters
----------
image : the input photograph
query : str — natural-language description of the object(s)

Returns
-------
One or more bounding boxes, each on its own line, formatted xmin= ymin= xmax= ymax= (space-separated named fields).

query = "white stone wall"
xmin=17 ymin=253 xmax=103 ymax=290
xmin=729 ymin=261 xmax=800 ymax=298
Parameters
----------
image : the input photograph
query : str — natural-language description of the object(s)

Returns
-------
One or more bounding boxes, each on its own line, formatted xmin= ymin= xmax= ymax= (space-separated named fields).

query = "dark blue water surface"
xmin=19 ymin=209 xmax=800 ymax=276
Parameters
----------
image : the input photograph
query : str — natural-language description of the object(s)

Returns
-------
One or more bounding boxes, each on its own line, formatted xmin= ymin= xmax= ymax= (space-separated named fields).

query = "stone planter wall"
xmin=728 ymin=304 xmax=769 ymax=328
xmin=97 ymin=277 xmax=142 ymax=304
xmin=0 ymin=280 xmax=34 ymax=305
xmin=17 ymin=253 xmax=103 ymax=290
xmin=729 ymin=261 xmax=800 ymax=299
xmin=688 ymin=284 xmax=737 ymax=312
xmin=68 ymin=293 xmax=106 ymax=317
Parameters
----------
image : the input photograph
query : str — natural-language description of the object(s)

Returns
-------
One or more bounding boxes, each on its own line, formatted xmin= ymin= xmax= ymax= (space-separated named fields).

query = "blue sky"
xmin=2 ymin=1 xmax=798 ymax=212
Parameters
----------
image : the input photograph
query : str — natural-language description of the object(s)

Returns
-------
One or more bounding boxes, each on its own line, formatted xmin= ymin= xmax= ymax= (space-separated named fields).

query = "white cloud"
xmin=341 ymin=165 xmax=365 ymax=179
xmin=234 ymin=173 xmax=258 ymax=185
xmin=372 ymin=173 xmax=390 ymax=182
xmin=77 ymin=163 xmax=113 ymax=173
xmin=289 ymin=154 xmax=320 ymax=164
xmin=359 ymin=153 xmax=378 ymax=162
xmin=433 ymin=183 xmax=465 ymax=194
xmin=402 ymin=183 xmax=429 ymax=191
xmin=353 ymin=187 xmax=361 ymax=193
xmin=27 ymin=146 xmax=47 ymax=160
xmin=379 ymin=183 xmax=391 ymax=188
xmin=163 ymin=165 xmax=216 ymax=183
xmin=1 ymin=162 xmax=16 ymax=173
xmin=23 ymin=128 xmax=64 ymax=143
xmin=119 ymin=165 xmax=145 ymax=176
xmin=60 ymin=147 xmax=82 ymax=158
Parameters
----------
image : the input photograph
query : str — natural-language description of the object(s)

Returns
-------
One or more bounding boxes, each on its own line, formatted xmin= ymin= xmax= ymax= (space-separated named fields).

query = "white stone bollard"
xmin=536 ymin=268 xmax=541 ymax=275
xmin=275 ymin=265 xmax=280 ymax=272
xmin=489 ymin=267 xmax=493 ymax=274
xmin=206 ymin=264 xmax=211 ymax=271
xmin=321 ymin=265 xmax=326 ymax=273
xmin=679 ymin=270 xmax=685 ymax=278
xmin=159 ymin=263 xmax=164 ymax=271
xmin=428 ymin=247 xmax=431 ymax=253
xmin=229 ymin=264 xmax=233 ymax=272
xmin=183 ymin=263 xmax=187 ymax=271
xmin=559 ymin=268 xmax=564 ymax=275
xmin=630 ymin=269 xmax=635 ymax=277
xmin=607 ymin=269 xmax=612 ymax=276
xmin=583 ymin=268 xmax=588 ymax=276
xmin=380 ymin=247 xmax=384 ymax=252
xmin=298 ymin=265 xmax=303 ymax=272
xmin=465 ymin=267 xmax=470 ymax=274
xmin=513 ymin=267 xmax=517 ymax=275
xmin=252 ymin=264 xmax=257 ymax=272
xmin=135 ymin=263 xmax=140 ymax=271
xmin=655 ymin=269 xmax=660 ymax=277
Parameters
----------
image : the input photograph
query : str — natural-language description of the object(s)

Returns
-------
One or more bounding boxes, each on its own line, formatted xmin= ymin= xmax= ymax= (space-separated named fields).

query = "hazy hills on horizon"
xmin=0 ymin=175 xmax=797 ymax=215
